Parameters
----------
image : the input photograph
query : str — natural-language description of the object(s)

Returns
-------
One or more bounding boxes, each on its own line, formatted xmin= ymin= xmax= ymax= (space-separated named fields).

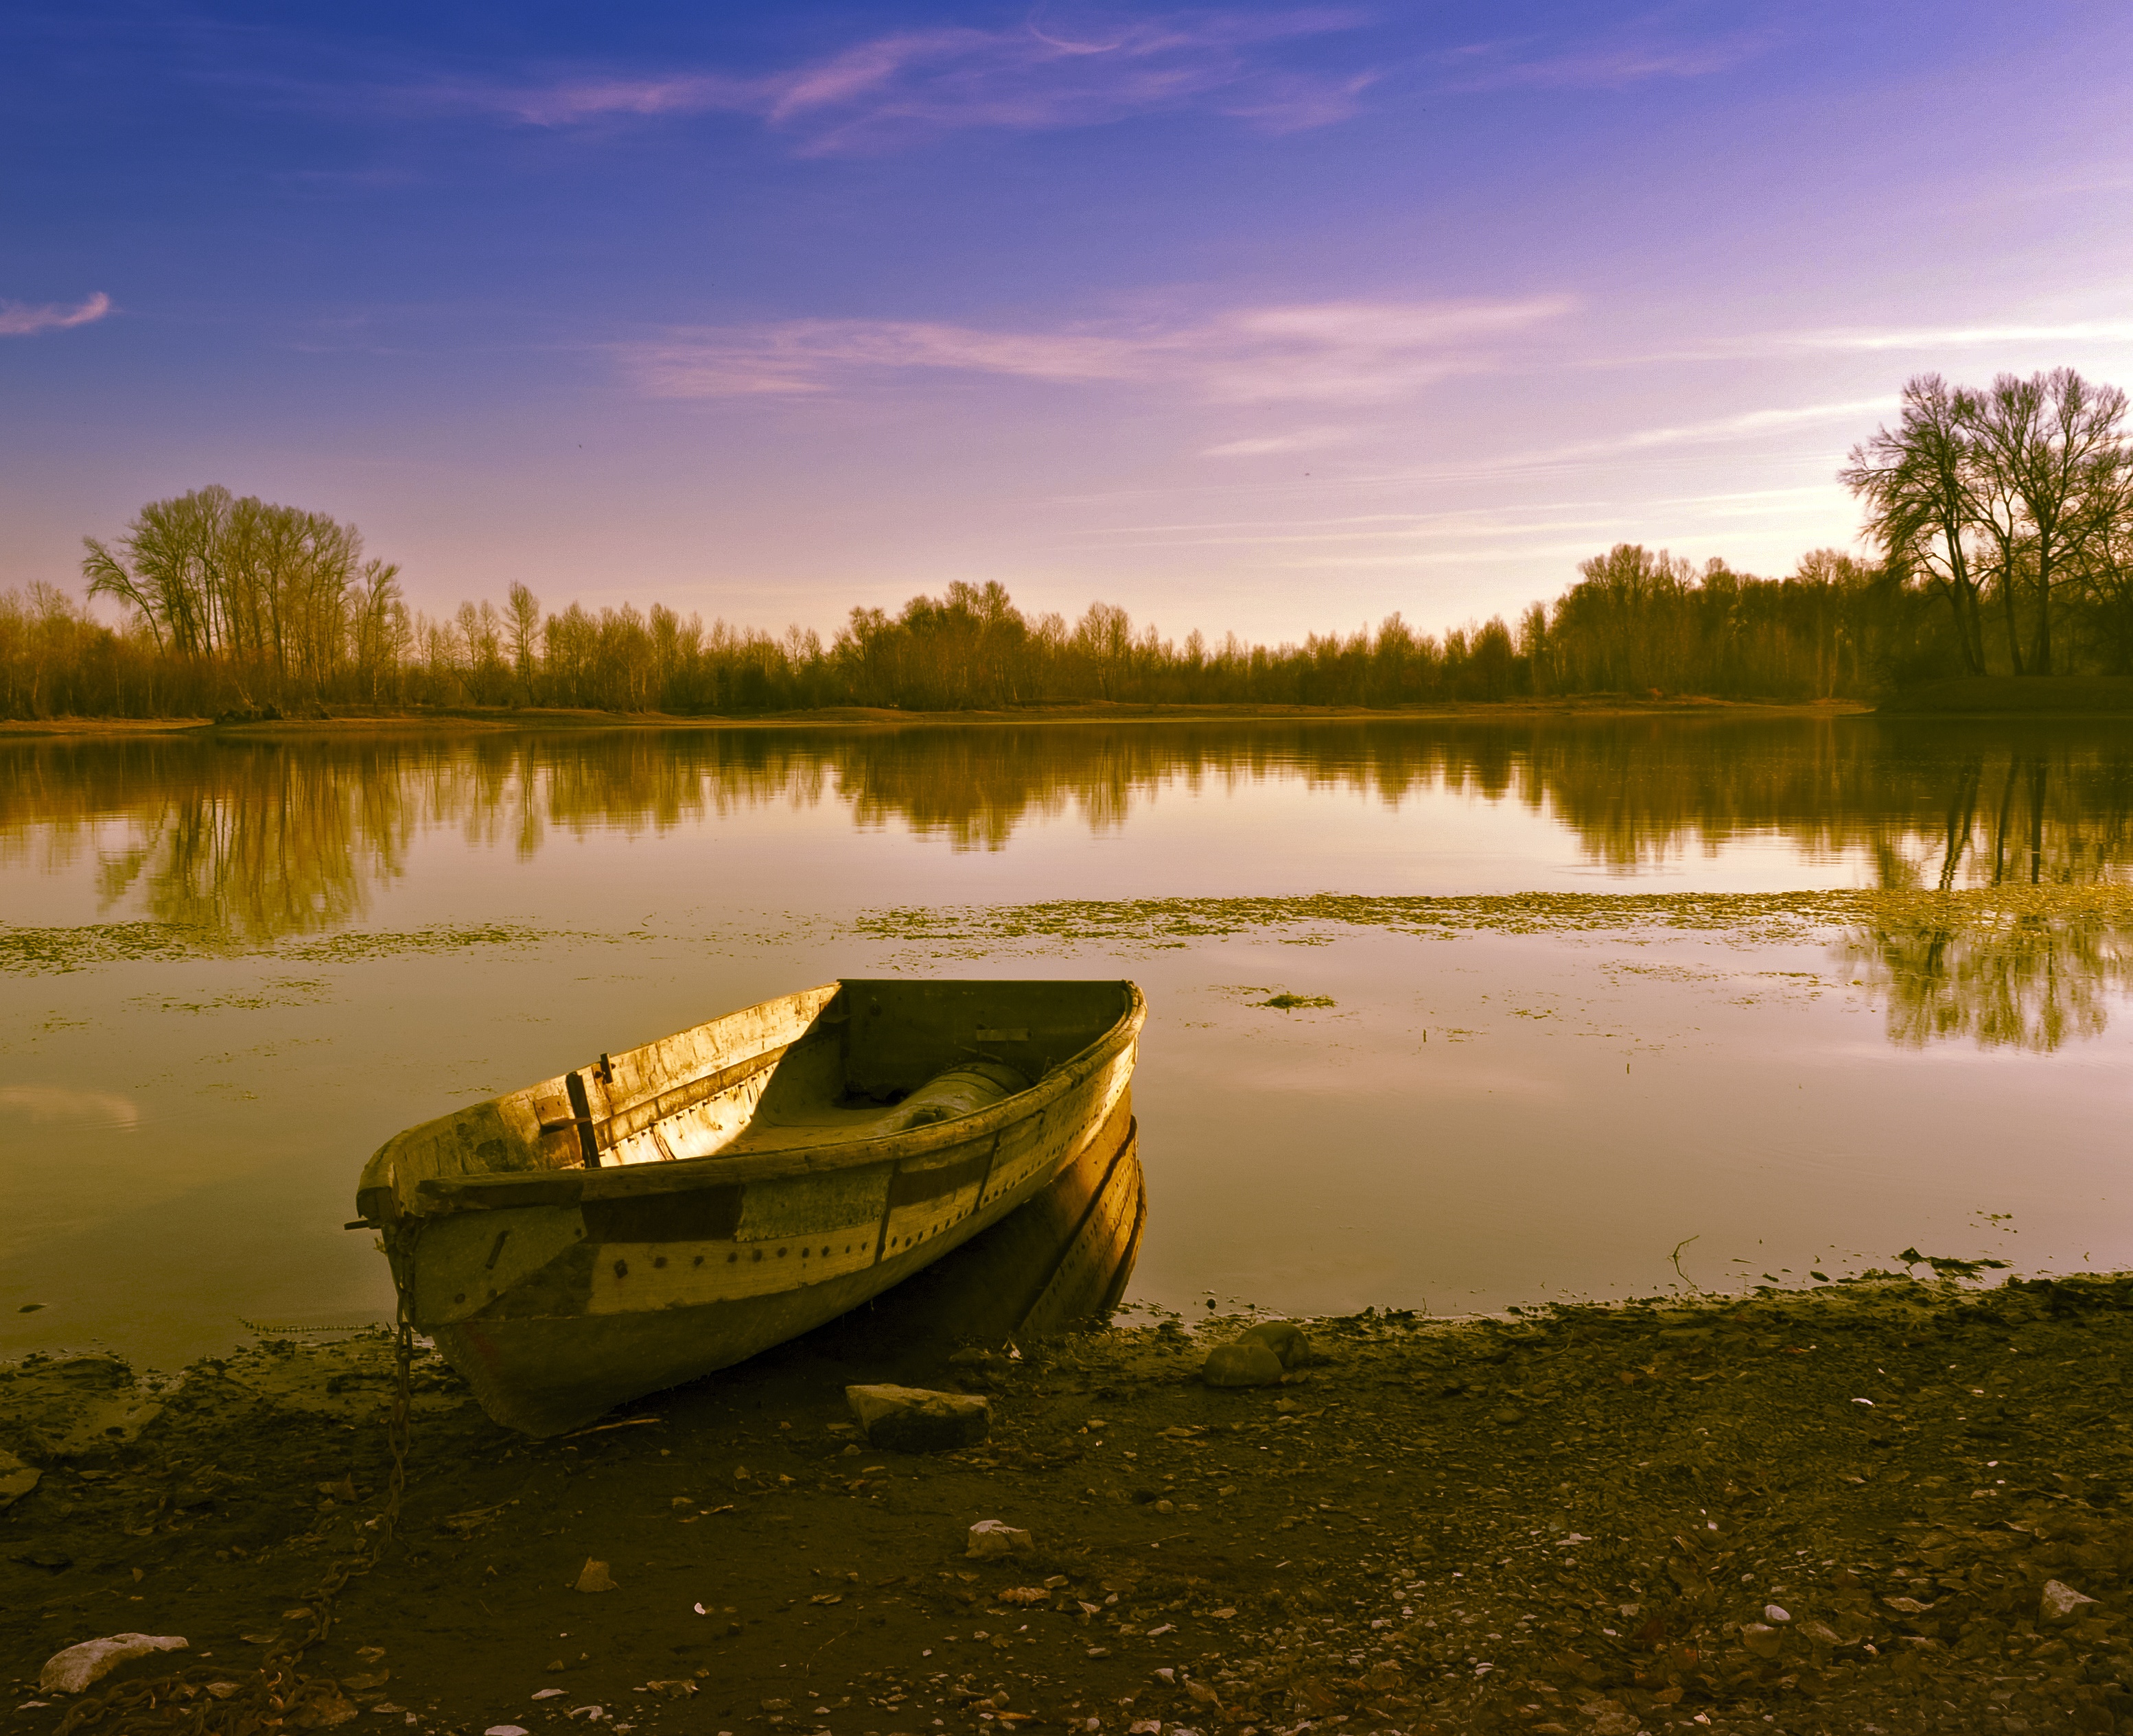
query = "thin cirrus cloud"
xmin=0 ymin=291 xmax=112 ymax=337
xmin=1438 ymin=27 xmax=1769 ymax=92
xmin=1788 ymin=319 xmax=2133 ymax=353
xmin=624 ymin=296 xmax=1578 ymax=406
xmin=457 ymin=9 xmax=1376 ymax=152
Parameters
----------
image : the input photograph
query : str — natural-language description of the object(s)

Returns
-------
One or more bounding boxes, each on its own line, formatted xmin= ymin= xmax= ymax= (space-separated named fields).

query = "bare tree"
xmin=1842 ymin=375 xmax=1988 ymax=675
xmin=1961 ymin=368 xmax=2129 ymax=675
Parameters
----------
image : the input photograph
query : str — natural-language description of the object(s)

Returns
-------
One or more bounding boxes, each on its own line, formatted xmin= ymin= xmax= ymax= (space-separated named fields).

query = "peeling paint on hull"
xmin=358 ymin=978 xmax=1143 ymax=1435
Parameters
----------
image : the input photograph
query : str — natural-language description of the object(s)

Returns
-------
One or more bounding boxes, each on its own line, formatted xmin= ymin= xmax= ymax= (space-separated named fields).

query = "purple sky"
xmin=6 ymin=1 xmax=2133 ymax=642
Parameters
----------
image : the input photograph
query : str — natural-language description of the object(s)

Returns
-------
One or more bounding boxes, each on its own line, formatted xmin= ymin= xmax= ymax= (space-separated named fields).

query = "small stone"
xmin=846 ymin=1384 xmax=991 ymax=1453
xmin=967 ymin=1519 xmax=1033 ymax=1560
xmin=2041 ymin=1580 xmax=2099 ymax=1623
xmin=1763 ymin=1604 xmax=1791 ymax=1623
xmin=1799 ymin=1619 xmax=1844 ymax=1647
xmin=1152 ymin=1669 xmax=1176 ymax=1686
xmin=39 ymin=1633 xmax=189 ymax=1693
xmin=1200 ymin=1342 xmax=1284 ymax=1388
xmin=947 ymin=1348 xmax=995 ymax=1366
xmin=1237 ymin=1322 xmax=1314 ymax=1368
xmin=1882 ymin=1596 xmax=1932 ymax=1615
xmin=1489 ymin=1405 xmax=1526 ymax=1427
xmin=574 ymin=1560 xmax=617 ymax=1593
xmin=1740 ymin=1622 xmax=1782 ymax=1658
xmin=546 ymin=1661 xmax=568 ymax=1673
xmin=1153 ymin=1499 xmax=1175 ymax=1515
xmin=535 ymin=1690 xmax=568 ymax=1700
xmin=0 ymin=1451 xmax=41 ymax=1510
xmin=487 ymin=1727 xmax=531 ymax=1735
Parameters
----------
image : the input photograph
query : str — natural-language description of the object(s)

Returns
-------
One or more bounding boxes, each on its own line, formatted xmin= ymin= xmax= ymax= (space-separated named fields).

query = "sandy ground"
xmin=5 ymin=1276 xmax=2132 ymax=1736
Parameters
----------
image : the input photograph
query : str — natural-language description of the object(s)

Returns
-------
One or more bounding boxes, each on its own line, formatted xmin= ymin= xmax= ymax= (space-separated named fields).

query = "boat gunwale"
xmin=389 ymin=979 xmax=1145 ymax=1217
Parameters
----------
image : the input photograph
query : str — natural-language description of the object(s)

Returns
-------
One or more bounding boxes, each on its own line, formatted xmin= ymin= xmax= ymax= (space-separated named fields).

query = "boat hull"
xmin=362 ymin=979 xmax=1143 ymax=1436
xmin=422 ymin=1088 xmax=1143 ymax=1442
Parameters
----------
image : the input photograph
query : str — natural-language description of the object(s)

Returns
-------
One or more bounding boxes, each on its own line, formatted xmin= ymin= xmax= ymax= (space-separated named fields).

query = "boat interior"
xmin=533 ymin=978 xmax=1133 ymax=1169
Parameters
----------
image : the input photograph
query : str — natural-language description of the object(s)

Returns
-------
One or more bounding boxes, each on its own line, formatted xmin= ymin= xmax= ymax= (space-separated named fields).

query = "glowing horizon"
xmin=4 ymin=1 xmax=2133 ymax=645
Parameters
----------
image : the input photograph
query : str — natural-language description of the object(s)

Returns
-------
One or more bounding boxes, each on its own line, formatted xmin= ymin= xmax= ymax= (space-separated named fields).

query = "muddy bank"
xmin=6 ymin=1276 xmax=2133 ymax=1736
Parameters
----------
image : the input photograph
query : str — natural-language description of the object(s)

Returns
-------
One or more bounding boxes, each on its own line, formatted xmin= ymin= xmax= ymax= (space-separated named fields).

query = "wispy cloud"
xmin=1520 ymin=396 xmax=1898 ymax=464
xmin=1789 ymin=319 xmax=2133 ymax=353
xmin=1201 ymin=425 xmax=1353 ymax=457
xmin=1442 ymin=28 xmax=1768 ymax=92
xmin=444 ymin=10 xmax=1374 ymax=152
xmin=0 ymin=291 xmax=112 ymax=337
xmin=625 ymin=295 xmax=1576 ymax=405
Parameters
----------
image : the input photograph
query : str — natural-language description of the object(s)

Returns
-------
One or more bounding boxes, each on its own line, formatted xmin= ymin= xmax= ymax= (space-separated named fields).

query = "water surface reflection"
xmin=5 ymin=718 xmax=2131 ymax=1051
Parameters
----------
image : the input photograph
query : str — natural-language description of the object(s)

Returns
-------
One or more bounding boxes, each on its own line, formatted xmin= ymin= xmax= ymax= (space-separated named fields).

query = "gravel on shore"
xmin=5 ymin=1274 xmax=2131 ymax=1736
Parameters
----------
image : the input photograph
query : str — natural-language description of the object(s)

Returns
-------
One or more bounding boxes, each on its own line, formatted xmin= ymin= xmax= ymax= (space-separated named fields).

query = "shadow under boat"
xmin=803 ymin=1096 xmax=1145 ymax=1368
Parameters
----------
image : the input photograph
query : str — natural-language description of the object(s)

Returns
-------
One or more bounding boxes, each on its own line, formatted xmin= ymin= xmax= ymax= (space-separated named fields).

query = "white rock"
xmin=966 ymin=1519 xmax=1033 ymax=1559
xmin=39 ymin=1634 xmax=189 ymax=1694
xmin=2041 ymin=1580 xmax=2099 ymax=1623
xmin=486 ymin=1726 xmax=531 ymax=1735
xmin=1764 ymin=1604 xmax=1791 ymax=1623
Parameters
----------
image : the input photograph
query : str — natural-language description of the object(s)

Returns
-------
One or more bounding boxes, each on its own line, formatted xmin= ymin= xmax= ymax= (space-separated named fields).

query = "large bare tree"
xmin=1961 ymin=368 xmax=2129 ymax=675
xmin=1841 ymin=375 xmax=1988 ymax=675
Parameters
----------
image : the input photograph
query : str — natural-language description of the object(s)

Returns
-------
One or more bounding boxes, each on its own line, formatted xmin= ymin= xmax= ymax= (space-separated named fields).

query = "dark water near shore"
xmin=3 ymin=715 xmax=2130 ymax=1365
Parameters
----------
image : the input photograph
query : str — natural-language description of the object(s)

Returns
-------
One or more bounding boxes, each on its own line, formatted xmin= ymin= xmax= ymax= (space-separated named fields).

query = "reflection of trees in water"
xmin=1839 ymin=743 xmax=2133 ymax=1051
xmin=3 ymin=725 xmax=2132 ymax=1044
xmin=1844 ymin=895 xmax=2133 ymax=1053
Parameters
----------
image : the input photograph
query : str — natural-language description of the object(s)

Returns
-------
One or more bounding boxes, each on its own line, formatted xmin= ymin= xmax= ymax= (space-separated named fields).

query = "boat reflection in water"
xmin=358 ymin=978 xmax=1145 ymax=1435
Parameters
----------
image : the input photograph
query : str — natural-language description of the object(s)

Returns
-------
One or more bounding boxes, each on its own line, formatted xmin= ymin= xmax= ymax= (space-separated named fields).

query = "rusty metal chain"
xmin=53 ymin=1233 xmax=421 ymax=1735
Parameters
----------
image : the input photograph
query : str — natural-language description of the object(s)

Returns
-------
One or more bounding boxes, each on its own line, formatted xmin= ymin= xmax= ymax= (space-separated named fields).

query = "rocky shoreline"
xmin=5 ymin=1276 xmax=2132 ymax=1736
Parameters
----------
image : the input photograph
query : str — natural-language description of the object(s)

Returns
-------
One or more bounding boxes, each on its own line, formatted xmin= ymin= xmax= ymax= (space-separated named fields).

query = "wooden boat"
xmin=354 ymin=978 xmax=1144 ymax=1435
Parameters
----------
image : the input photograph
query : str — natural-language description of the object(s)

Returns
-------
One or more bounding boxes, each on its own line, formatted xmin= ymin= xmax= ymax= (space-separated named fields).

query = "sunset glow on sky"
xmin=6 ymin=2 xmax=2133 ymax=642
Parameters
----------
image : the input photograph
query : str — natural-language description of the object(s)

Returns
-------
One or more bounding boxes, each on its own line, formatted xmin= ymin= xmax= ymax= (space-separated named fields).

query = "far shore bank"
xmin=16 ymin=675 xmax=2133 ymax=738
xmin=2 ymin=696 xmax=1875 ymax=738
xmin=6 ymin=1274 xmax=2132 ymax=1736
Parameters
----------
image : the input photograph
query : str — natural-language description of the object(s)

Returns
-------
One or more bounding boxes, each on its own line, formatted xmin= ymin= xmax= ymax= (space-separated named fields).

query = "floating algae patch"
xmin=279 ymin=921 xmax=586 ymax=963
xmin=857 ymin=884 xmax=2133 ymax=952
xmin=1257 ymin=992 xmax=1336 ymax=1009
xmin=0 ymin=918 xmax=598 ymax=974
xmin=0 ymin=920 xmax=222 ymax=974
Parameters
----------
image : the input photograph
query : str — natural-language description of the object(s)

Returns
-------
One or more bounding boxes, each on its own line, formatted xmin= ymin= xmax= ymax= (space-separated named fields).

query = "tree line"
xmin=5 ymin=371 xmax=2132 ymax=720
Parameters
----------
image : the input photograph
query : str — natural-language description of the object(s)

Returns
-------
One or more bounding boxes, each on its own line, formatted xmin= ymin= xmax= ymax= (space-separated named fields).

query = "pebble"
xmin=1237 ymin=1322 xmax=1314 ymax=1368
xmin=847 ymin=1384 xmax=991 ymax=1453
xmin=967 ymin=1520 xmax=1033 ymax=1560
xmin=2040 ymin=1580 xmax=2098 ymax=1623
xmin=0 ymin=1451 xmax=41 ymax=1510
xmin=1200 ymin=1342 xmax=1284 ymax=1389
xmin=39 ymin=1633 xmax=189 ymax=1694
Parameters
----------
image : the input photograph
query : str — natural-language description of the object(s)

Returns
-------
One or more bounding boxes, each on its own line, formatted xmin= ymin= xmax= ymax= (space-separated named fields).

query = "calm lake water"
xmin=3 ymin=715 xmax=2130 ymax=1368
